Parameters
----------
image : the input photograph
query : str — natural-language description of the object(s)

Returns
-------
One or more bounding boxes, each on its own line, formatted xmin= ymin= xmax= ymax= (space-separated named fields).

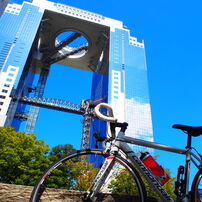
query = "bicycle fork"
xmin=84 ymin=155 xmax=116 ymax=200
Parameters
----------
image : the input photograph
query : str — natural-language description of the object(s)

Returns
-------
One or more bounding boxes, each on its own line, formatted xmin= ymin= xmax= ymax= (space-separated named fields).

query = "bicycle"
xmin=30 ymin=101 xmax=202 ymax=202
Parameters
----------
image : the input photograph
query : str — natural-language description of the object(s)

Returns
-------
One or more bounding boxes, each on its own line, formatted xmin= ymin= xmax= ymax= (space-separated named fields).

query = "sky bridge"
xmin=12 ymin=96 xmax=85 ymax=116
xmin=12 ymin=96 xmax=91 ymax=148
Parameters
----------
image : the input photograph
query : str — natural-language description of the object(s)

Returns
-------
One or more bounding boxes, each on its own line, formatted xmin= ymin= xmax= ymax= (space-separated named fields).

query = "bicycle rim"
xmin=191 ymin=169 xmax=202 ymax=202
xmin=30 ymin=149 xmax=146 ymax=202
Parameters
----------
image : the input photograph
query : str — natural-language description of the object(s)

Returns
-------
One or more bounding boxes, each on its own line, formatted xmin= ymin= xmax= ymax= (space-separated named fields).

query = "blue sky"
xmin=12 ymin=0 xmax=202 ymax=177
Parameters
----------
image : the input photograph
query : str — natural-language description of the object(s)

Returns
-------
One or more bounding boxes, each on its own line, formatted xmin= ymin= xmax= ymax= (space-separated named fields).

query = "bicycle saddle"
xmin=172 ymin=124 xmax=202 ymax=137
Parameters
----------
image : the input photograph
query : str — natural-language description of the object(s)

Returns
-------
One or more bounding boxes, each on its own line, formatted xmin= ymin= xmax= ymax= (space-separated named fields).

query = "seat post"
xmin=184 ymin=133 xmax=192 ymax=198
xmin=186 ymin=134 xmax=192 ymax=149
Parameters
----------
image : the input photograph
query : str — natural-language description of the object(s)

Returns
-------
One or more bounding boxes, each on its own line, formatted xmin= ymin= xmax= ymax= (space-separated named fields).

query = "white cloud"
xmin=124 ymin=98 xmax=153 ymax=141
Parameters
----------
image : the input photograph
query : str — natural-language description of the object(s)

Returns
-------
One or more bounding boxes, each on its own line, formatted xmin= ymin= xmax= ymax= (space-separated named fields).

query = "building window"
xmin=6 ymin=78 xmax=12 ymax=82
xmin=4 ymin=84 xmax=10 ymax=88
xmin=8 ymin=73 xmax=14 ymax=77
xmin=114 ymin=91 xmax=118 ymax=94
xmin=114 ymin=96 xmax=119 ymax=99
xmin=114 ymin=86 xmax=119 ymax=89
xmin=2 ymin=89 xmax=8 ymax=93
xmin=114 ymin=81 xmax=118 ymax=84
xmin=114 ymin=72 xmax=119 ymax=75
xmin=0 ymin=102 xmax=3 ymax=105
xmin=0 ymin=95 xmax=6 ymax=99
xmin=114 ymin=76 xmax=118 ymax=80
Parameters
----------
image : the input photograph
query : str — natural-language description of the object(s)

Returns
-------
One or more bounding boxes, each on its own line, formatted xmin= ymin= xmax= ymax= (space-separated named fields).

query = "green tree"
xmin=0 ymin=127 xmax=97 ymax=189
xmin=108 ymin=165 xmax=176 ymax=199
xmin=49 ymin=144 xmax=76 ymax=160
xmin=43 ymin=144 xmax=77 ymax=189
xmin=70 ymin=156 xmax=98 ymax=191
xmin=46 ymin=147 xmax=98 ymax=190
xmin=108 ymin=168 xmax=140 ymax=196
xmin=0 ymin=127 xmax=50 ymax=186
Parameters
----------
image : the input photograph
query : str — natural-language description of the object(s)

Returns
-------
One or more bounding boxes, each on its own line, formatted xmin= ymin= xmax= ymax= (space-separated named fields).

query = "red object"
xmin=140 ymin=153 xmax=170 ymax=185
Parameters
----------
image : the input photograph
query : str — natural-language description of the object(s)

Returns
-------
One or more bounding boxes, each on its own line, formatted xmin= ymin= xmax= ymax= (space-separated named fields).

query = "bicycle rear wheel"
xmin=191 ymin=168 xmax=202 ymax=202
xmin=30 ymin=149 xmax=146 ymax=202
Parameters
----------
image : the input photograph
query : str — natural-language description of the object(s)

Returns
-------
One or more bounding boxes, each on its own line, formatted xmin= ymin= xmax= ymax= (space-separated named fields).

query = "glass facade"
xmin=90 ymin=27 xmax=153 ymax=153
xmin=108 ymin=28 xmax=153 ymax=151
xmin=90 ymin=73 xmax=108 ymax=149
xmin=0 ymin=2 xmax=43 ymax=128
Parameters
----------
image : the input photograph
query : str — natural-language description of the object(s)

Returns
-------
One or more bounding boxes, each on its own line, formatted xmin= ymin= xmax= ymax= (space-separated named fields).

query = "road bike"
xmin=30 ymin=100 xmax=202 ymax=202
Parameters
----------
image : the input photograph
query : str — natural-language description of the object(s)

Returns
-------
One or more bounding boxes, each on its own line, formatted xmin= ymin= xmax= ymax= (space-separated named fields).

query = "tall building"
xmin=0 ymin=0 xmax=153 ymax=151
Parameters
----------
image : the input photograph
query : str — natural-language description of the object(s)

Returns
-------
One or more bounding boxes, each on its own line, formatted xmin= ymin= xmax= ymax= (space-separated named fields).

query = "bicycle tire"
xmin=191 ymin=168 xmax=202 ymax=202
xmin=30 ymin=149 xmax=146 ymax=202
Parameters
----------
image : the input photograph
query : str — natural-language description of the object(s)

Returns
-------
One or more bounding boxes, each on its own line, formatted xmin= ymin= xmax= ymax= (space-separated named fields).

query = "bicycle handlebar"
xmin=94 ymin=103 xmax=117 ymax=123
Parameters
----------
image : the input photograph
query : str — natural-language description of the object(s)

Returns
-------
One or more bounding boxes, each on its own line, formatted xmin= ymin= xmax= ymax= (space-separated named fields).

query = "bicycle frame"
xmin=112 ymin=130 xmax=202 ymax=202
xmin=91 ymin=103 xmax=202 ymax=201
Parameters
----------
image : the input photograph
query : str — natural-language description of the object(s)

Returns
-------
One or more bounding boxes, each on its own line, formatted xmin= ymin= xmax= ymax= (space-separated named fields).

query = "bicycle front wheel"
xmin=30 ymin=149 xmax=146 ymax=202
xmin=191 ymin=168 xmax=202 ymax=202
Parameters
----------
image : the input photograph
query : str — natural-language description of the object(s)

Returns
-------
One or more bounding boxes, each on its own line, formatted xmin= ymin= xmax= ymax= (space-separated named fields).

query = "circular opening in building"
xmin=55 ymin=31 xmax=88 ymax=59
